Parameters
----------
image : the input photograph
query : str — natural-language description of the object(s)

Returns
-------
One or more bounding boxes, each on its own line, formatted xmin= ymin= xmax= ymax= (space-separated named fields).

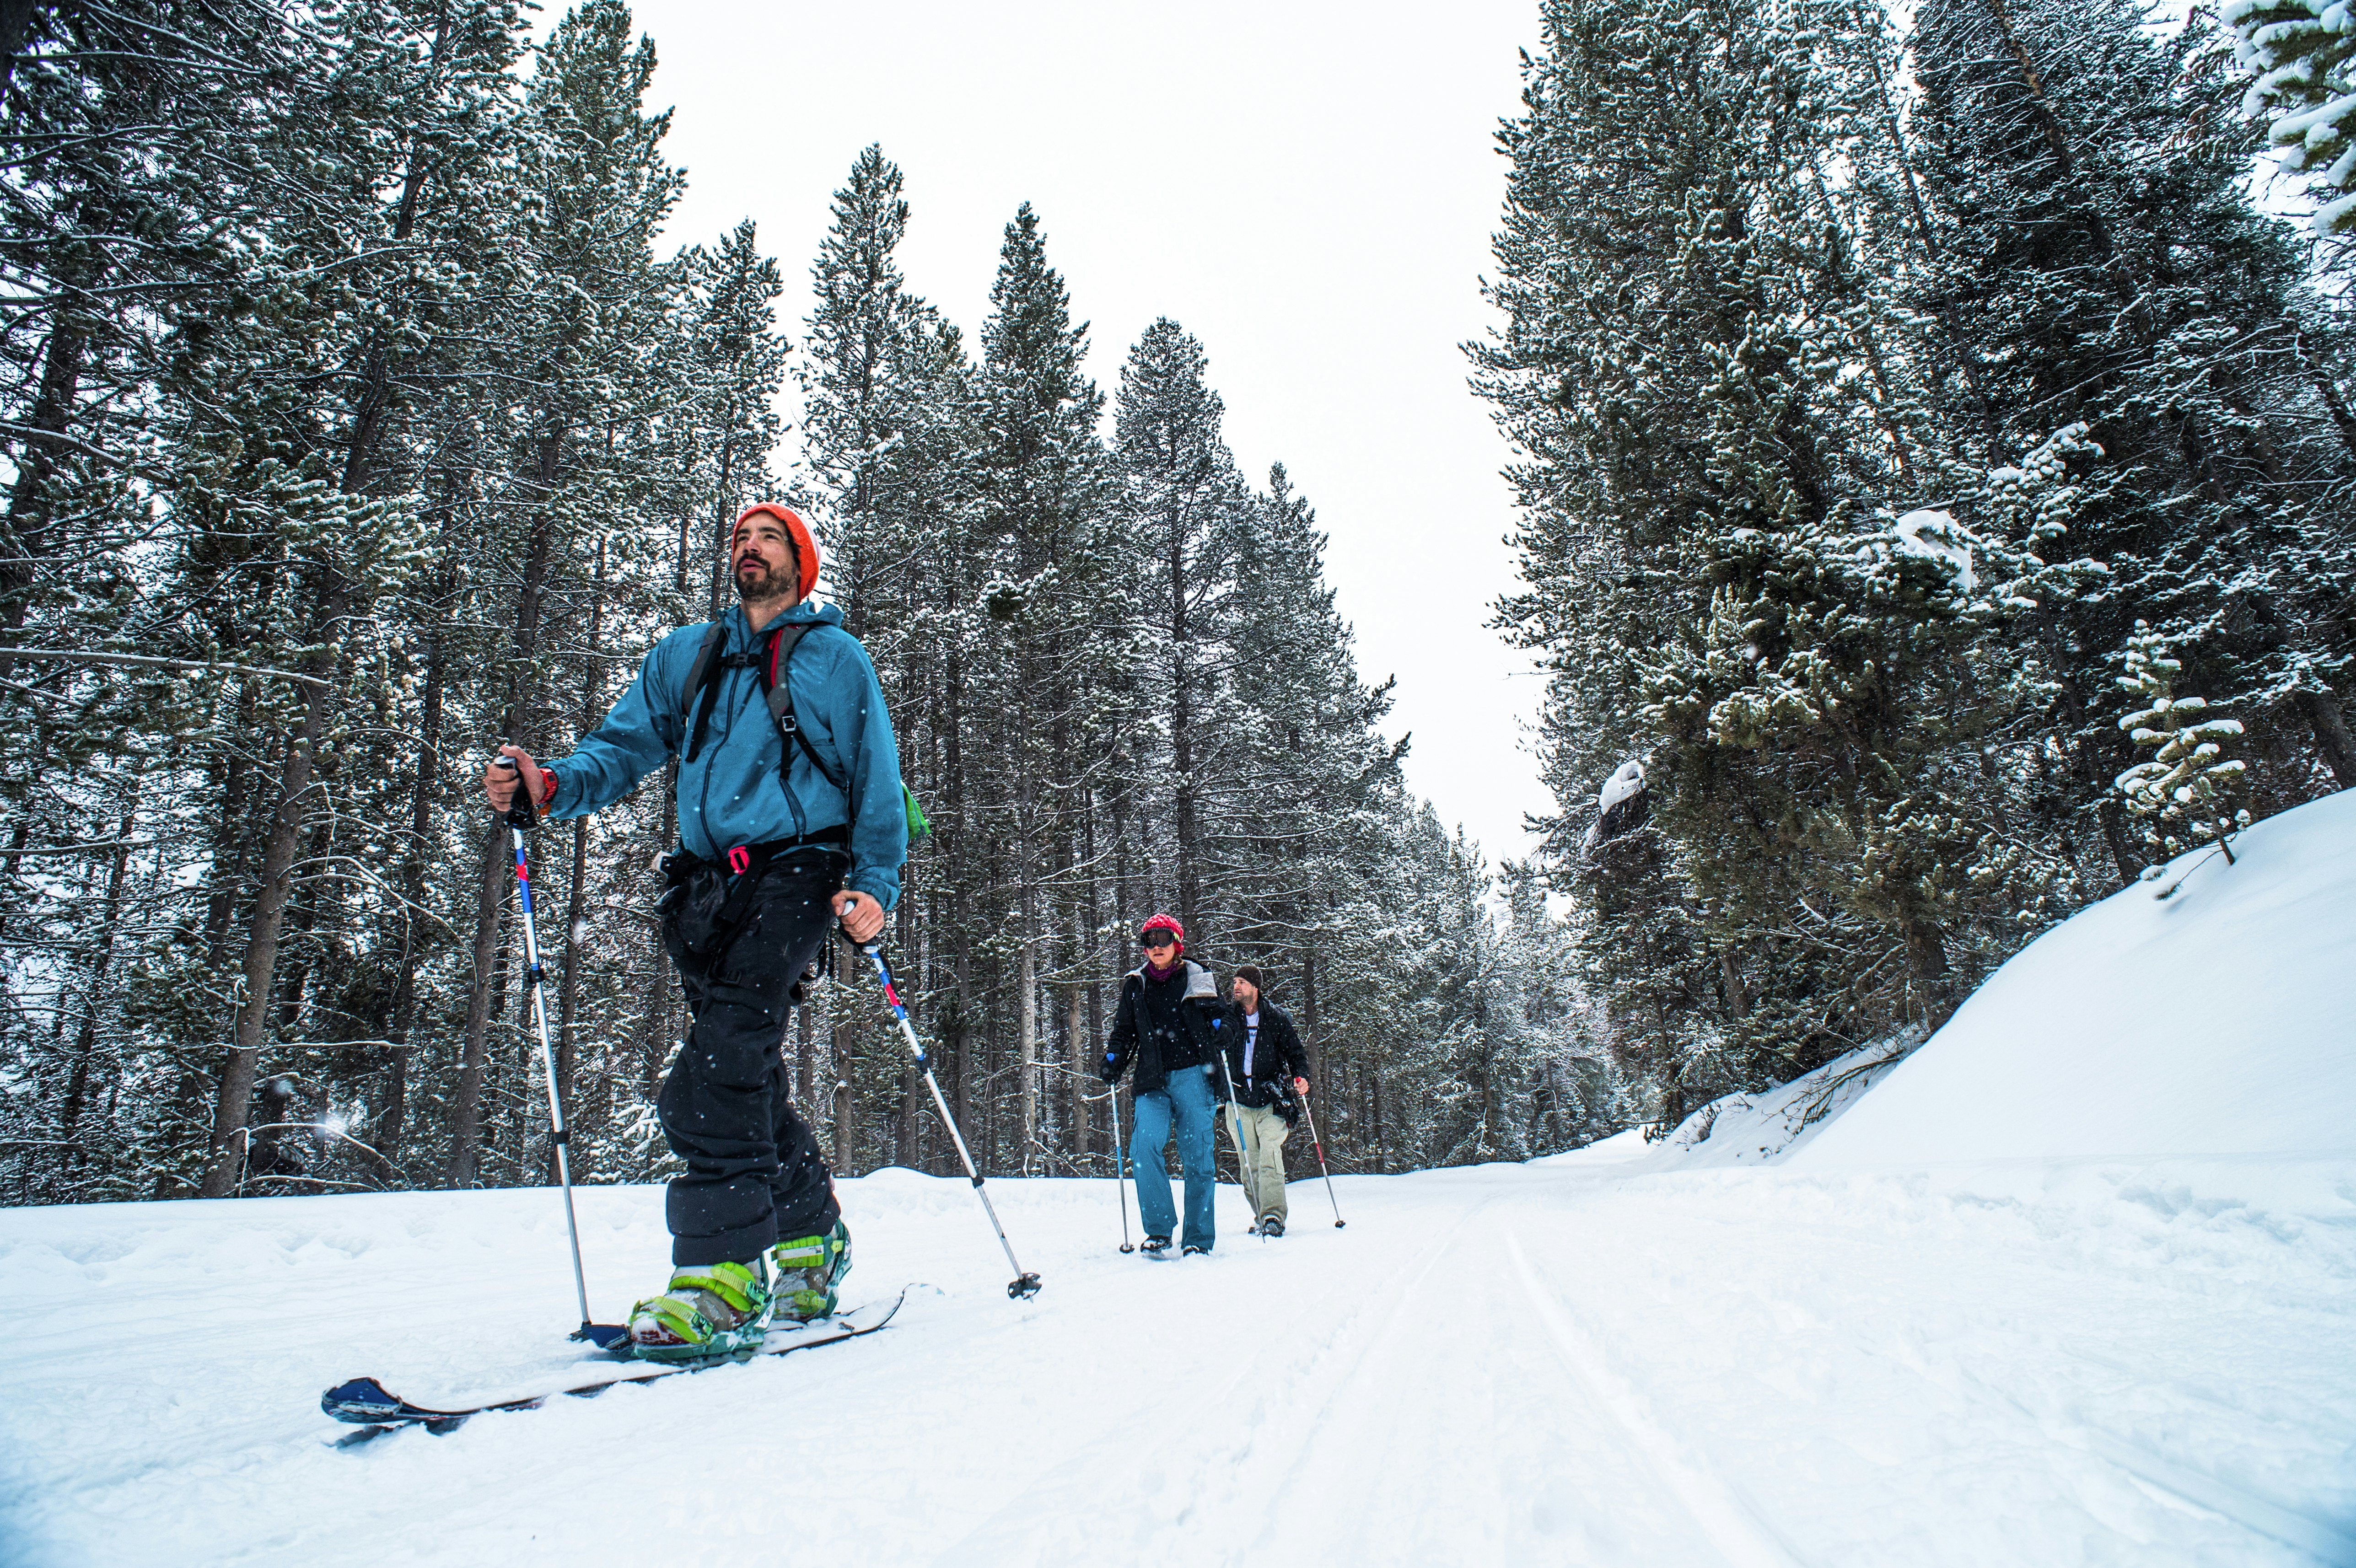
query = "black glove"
xmin=1099 ymin=1050 xmax=1123 ymax=1086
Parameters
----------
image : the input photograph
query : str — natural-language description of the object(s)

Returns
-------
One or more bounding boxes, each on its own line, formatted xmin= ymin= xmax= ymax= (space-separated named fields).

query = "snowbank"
xmin=1601 ymin=788 xmax=2355 ymax=1172
xmin=1795 ymin=787 xmax=2356 ymax=1166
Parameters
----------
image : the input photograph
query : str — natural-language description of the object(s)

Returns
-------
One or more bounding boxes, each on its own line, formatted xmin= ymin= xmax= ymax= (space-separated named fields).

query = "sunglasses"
xmin=1139 ymin=933 xmax=1177 ymax=947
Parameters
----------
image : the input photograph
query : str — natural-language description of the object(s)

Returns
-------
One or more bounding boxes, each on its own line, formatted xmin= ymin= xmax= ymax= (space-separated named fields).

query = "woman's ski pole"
xmin=851 ymin=936 xmax=1043 ymax=1300
xmin=494 ymin=759 xmax=625 ymax=1346
xmin=1295 ymin=1085 xmax=1347 ymax=1229
xmin=1106 ymin=1085 xmax=1135 ymax=1253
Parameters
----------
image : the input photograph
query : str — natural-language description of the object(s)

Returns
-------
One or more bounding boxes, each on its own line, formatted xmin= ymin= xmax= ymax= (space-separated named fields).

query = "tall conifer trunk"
xmin=199 ymin=580 xmax=350 ymax=1199
xmin=1168 ymin=511 xmax=1199 ymax=934
xmin=59 ymin=805 xmax=136 ymax=1154
xmin=448 ymin=471 xmax=558 ymax=1187
xmin=553 ymin=540 xmax=610 ymax=1165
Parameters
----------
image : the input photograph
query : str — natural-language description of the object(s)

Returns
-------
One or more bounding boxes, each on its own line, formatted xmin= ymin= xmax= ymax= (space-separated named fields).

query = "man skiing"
xmin=480 ymin=502 xmax=903 ymax=1359
xmin=1214 ymin=966 xmax=1312 ymax=1237
xmin=1100 ymin=914 xmax=1227 ymax=1256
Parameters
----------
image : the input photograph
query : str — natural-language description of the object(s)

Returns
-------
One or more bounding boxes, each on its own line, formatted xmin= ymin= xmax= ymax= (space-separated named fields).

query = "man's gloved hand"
xmin=1099 ymin=1051 xmax=1122 ymax=1086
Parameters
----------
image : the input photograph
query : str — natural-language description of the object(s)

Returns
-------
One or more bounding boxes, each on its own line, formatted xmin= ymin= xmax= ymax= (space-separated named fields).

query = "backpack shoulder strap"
xmin=759 ymin=623 xmax=850 ymax=793
xmin=679 ymin=622 xmax=728 ymax=762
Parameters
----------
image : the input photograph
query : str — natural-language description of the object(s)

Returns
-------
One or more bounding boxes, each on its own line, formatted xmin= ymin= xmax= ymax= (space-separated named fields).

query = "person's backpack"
xmin=678 ymin=620 xmax=931 ymax=843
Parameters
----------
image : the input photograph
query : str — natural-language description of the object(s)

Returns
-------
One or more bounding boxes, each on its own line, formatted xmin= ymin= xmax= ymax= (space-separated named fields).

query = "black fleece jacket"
xmin=1103 ymin=960 xmax=1226 ymax=1094
xmin=1214 ymin=1000 xmax=1310 ymax=1112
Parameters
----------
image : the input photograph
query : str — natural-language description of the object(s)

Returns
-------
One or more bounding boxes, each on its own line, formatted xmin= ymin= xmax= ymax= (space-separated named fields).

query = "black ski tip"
xmin=322 ymin=1378 xmax=403 ymax=1422
xmin=570 ymin=1321 xmax=632 ymax=1350
xmin=1007 ymin=1273 xmax=1043 ymax=1300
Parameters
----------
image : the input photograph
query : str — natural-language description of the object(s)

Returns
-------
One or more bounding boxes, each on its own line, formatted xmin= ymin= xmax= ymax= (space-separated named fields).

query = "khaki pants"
xmin=1225 ymin=1102 xmax=1291 ymax=1226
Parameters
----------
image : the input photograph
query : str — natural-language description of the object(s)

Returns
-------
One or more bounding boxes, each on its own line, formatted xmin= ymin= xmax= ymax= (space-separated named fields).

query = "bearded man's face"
xmin=732 ymin=513 xmax=800 ymax=603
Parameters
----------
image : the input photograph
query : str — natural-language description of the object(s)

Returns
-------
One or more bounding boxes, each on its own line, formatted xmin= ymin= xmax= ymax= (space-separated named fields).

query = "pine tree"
xmin=1475 ymin=0 xmax=2112 ymax=1117
xmin=2226 ymin=0 xmax=2356 ymax=240
xmin=438 ymin=0 xmax=689 ymax=1187
xmin=173 ymin=0 xmax=535 ymax=1198
xmin=970 ymin=203 xmax=1117 ymax=1169
xmin=793 ymin=146 xmax=988 ymax=1171
xmin=1113 ymin=320 xmax=1245 ymax=940
xmin=2114 ymin=622 xmax=2251 ymax=868
xmin=1905 ymin=0 xmax=2356 ymax=845
xmin=1212 ymin=467 xmax=1394 ymax=1042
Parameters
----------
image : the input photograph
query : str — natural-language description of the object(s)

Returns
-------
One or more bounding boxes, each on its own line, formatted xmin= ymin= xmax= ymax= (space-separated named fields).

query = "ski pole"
xmin=1295 ymin=1085 xmax=1347 ymax=1229
xmin=1212 ymin=1039 xmax=1253 ymax=1228
xmin=494 ymin=758 xmax=625 ymax=1347
xmin=851 ymin=936 xmax=1043 ymax=1300
xmin=1106 ymin=1084 xmax=1135 ymax=1253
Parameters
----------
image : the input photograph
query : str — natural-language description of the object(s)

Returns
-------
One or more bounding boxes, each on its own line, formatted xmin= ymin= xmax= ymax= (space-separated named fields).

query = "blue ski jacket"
xmin=541 ymin=601 xmax=907 ymax=910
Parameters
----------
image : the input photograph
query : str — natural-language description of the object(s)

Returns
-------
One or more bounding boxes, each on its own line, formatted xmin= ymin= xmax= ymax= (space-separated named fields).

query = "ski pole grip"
xmin=494 ymin=756 xmax=537 ymax=832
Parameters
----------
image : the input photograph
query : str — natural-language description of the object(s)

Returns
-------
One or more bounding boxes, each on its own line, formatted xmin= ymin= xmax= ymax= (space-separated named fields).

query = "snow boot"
xmin=1140 ymin=1235 xmax=1172 ymax=1257
xmin=1258 ymin=1216 xmax=1285 ymax=1238
xmin=628 ymin=1258 xmax=774 ymax=1360
xmin=767 ymin=1219 xmax=851 ymax=1322
xmin=1182 ymin=1243 xmax=1209 ymax=1257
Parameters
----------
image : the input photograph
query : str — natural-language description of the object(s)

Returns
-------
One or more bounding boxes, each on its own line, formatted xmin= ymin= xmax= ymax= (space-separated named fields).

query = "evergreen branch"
xmin=0 ymin=419 xmax=132 ymax=467
xmin=0 ymin=836 xmax=157 ymax=858
xmin=0 ymin=650 xmax=333 ymax=690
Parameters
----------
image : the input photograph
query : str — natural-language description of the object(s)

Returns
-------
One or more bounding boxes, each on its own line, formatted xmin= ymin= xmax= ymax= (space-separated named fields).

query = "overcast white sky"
xmin=608 ymin=0 xmax=1556 ymax=865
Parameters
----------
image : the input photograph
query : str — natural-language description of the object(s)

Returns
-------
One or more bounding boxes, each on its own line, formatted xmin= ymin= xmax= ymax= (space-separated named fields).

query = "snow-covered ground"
xmin=4 ymin=794 xmax=2352 ymax=1567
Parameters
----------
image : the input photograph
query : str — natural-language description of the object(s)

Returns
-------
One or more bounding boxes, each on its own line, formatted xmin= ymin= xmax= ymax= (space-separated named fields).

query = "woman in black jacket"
xmin=1101 ymin=913 xmax=1231 ymax=1255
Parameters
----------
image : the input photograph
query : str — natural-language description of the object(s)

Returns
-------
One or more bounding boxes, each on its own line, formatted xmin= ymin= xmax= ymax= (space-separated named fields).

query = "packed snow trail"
xmin=8 ymin=795 xmax=2354 ymax=1567
xmin=3 ymin=1152 xmax=2351 ymax=1567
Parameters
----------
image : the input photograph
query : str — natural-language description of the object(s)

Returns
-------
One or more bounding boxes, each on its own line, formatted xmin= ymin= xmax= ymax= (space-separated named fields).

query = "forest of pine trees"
xmin=0 ymin=1 xmax=1604 ymax=1207
xmin=7 ymin=0 xmax=2348 ymax=1208
xmin=1476 ymin=0 xmax=2356 ymax=1127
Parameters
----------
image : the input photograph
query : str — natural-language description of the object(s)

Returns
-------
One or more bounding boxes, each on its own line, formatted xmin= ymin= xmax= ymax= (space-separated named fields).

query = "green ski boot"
xmin=768 ymin=1219 xmax=851 ymax=1322
xmin=628 ymin=1258 xmax=774 ymax=1361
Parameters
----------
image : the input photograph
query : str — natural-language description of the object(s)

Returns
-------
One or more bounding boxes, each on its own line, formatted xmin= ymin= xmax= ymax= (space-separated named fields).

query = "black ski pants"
xmin=658 ymin=848 xmax=845 ymax=1267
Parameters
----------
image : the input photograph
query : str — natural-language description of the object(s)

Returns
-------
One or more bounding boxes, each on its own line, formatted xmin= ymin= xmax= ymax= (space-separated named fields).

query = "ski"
xmin=321 ymin=1289 xmax=905 ymax=1444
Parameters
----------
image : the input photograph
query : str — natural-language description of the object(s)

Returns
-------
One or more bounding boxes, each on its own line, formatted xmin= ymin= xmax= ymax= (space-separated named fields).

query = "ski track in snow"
xmin=2 ymin=1156 xmax=2353 ymax=1568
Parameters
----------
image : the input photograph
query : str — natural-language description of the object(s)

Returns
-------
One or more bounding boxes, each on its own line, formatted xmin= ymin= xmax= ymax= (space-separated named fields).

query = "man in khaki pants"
xmin=1216 ymin=966 xmax=1312 ymax=1236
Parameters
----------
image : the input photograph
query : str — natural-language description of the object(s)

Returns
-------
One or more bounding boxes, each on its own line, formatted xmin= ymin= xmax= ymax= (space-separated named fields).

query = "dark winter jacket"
xmin=1213 ymin=1000 xmax=1310 ymax=1117
xmin=1103 ymin=960 xmax=1227 ymax=1095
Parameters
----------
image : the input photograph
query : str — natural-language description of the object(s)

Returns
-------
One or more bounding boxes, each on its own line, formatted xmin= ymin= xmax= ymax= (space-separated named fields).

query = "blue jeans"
xmin=1129 ymin=1064 xmax=1216 ymax=1251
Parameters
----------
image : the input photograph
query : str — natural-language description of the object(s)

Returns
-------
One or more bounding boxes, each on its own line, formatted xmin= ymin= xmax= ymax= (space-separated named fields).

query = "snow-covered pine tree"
xmin=0 ymin=0 xmax=310 ymax=1200
xmin=2225 ymin=0 xmax=2356 ymax=242
xmin=1113 ymin=321 xmax=1245 ymax=942
xmin=439 ymin=0 xmax=690 ymax=1188
xmin=2113 ymin=621 xmax=2252 ymax=869
xmin=1497 ymin=859 xmax=1633 ymax=1149
xmin=1904 ymin=0 xmax=2356 ymax=854
xmin=968 ymin=203 xmax=1119 ymax=1170
xmin=1474 ymin=0 xmax=1817 ymax=1099
xmin=677 ymin=220 xmax=789 ymax=615
xmin=793 ymin=150 xmax=1059 ymax=1175
xmin=1210 ymin=465 xmax=1396 ymax=1083
xmin=172 ymin=0 xmax=541 ymax=1199
xmin=1478 ymin=0 xmax=1848 ymax=1095
xmin=795 ymin=146 xmax=936 ymax=637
